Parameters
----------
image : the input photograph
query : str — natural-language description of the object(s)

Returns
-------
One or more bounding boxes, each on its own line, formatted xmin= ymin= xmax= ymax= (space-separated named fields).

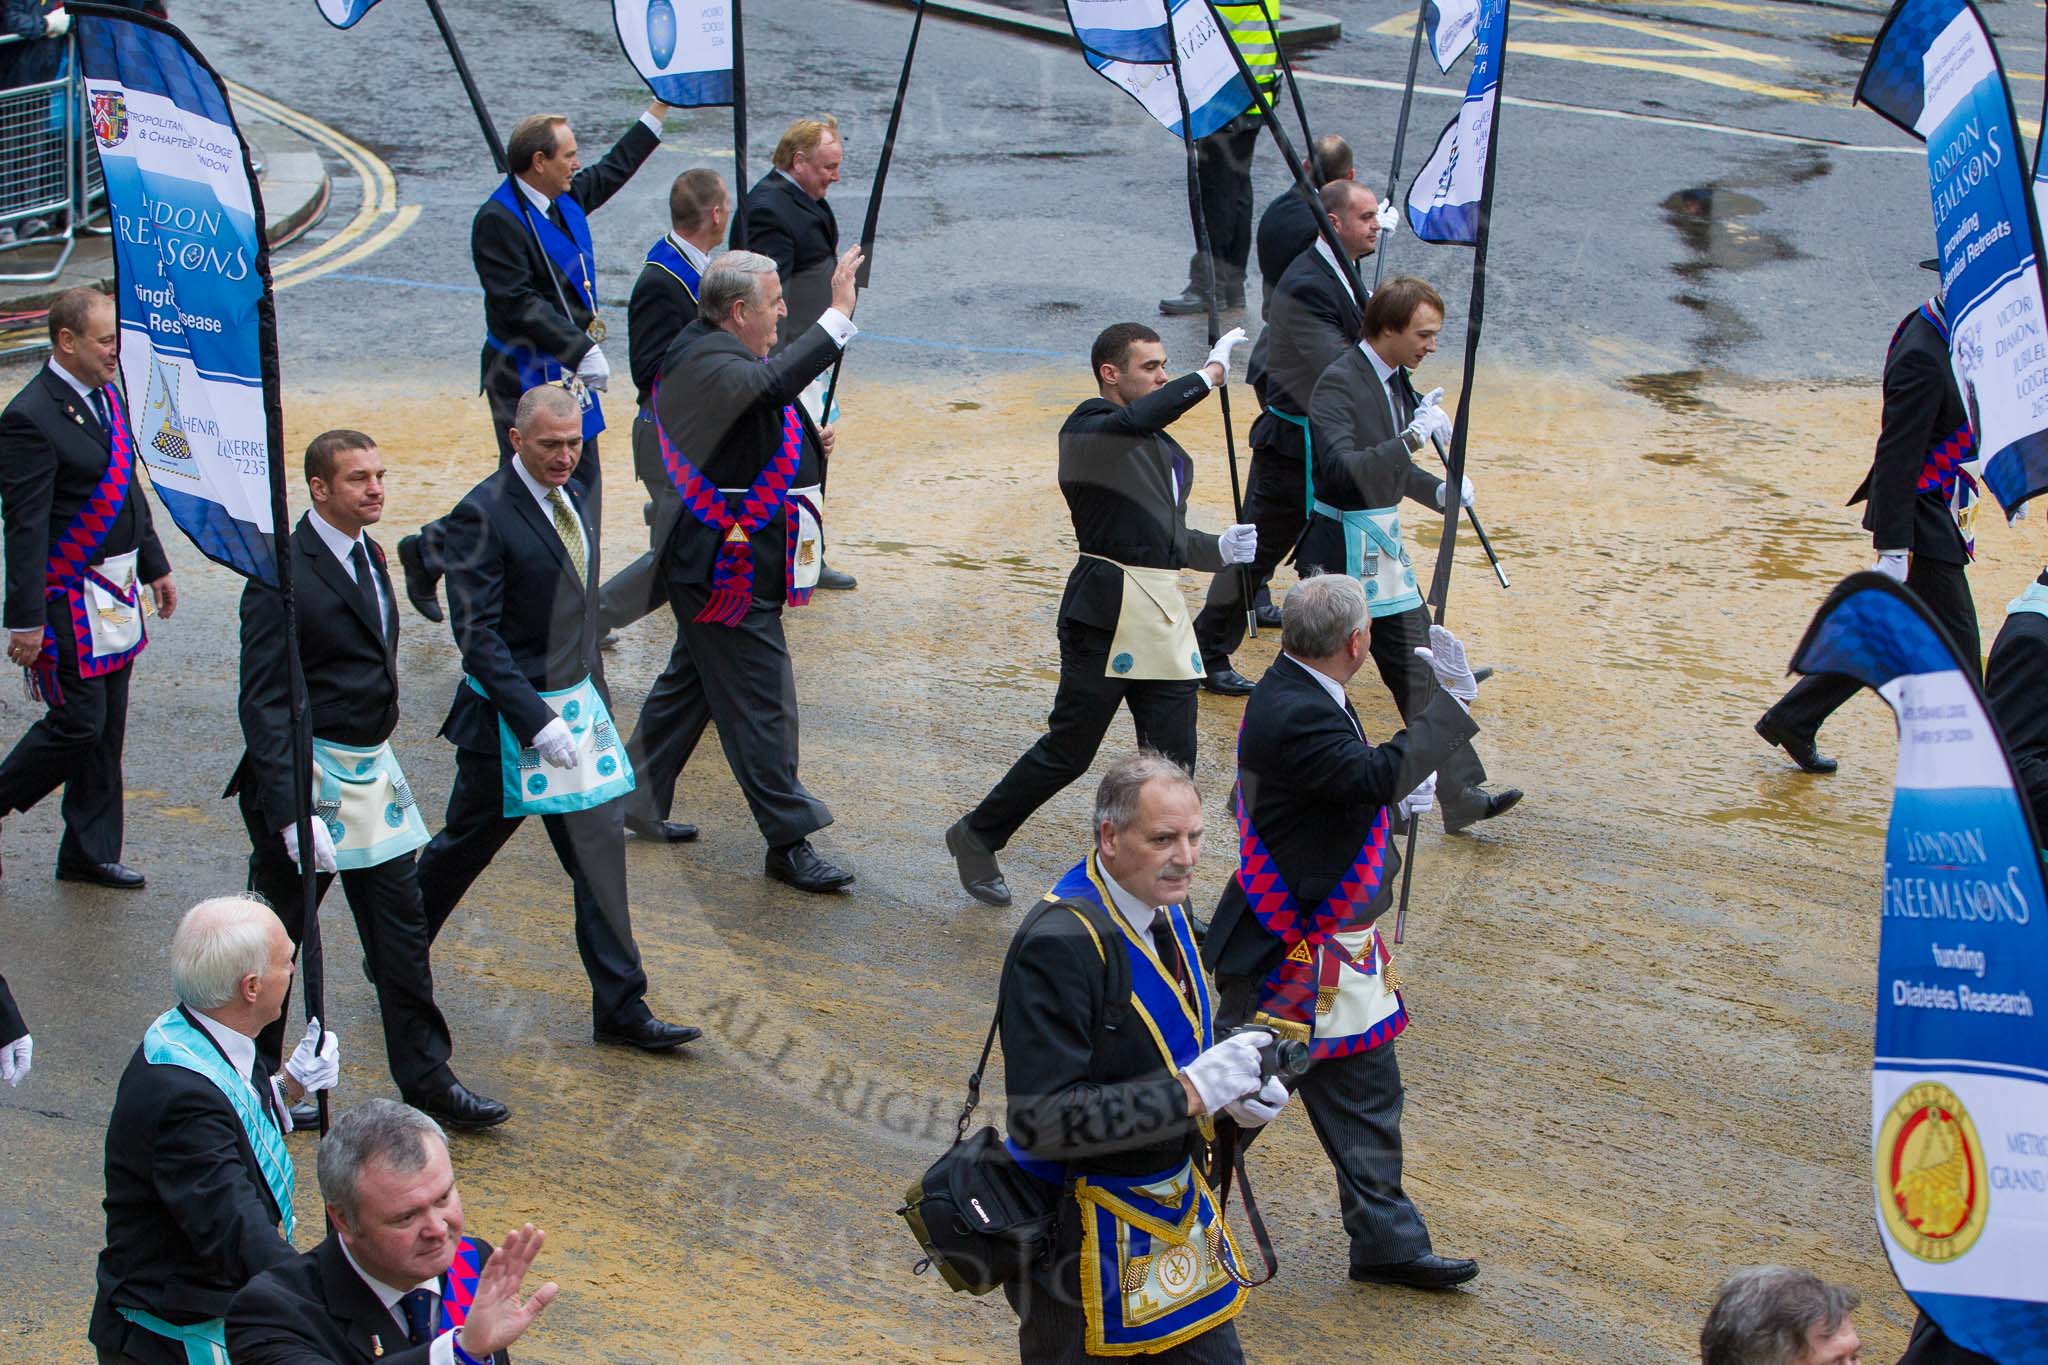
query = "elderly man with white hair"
xmin=88 ymin=895 xmax=340 ymax=1365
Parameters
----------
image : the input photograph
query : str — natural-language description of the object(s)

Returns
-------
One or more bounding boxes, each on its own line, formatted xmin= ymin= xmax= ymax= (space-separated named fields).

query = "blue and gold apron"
xmin=466 ymin=675 xmax=636 ymax=817
xmin=310 ymin=738 xmax=431 ymax=871
xmin=1032 ymin=858 xmax=1251 ymax=1355
xmin=122 ymin=1008 xmax=296 ymax=1363
xmin=485 ymin=179 xmax=604 ymax=440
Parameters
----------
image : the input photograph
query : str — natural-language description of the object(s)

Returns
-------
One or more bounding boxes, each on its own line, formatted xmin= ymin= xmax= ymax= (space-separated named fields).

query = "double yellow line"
xmin=227 ymin=80 xmax=419 ymax=290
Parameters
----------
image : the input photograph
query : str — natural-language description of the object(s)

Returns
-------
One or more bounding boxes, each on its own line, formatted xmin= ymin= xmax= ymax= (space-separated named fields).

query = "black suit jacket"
xmin=228 ymin=1234 xmax=505 ymax=1365
xmin=0 ymin=972 xmax=23 ymax=1047
xmin=735 ymin=172 xmax=838 ymax=345
xmin=0 ymin=367 xmax=170 ymax=632
xmin=472 ymin=121 xmax=661 ymax=402
xmin=90 ymin=1006 xmax=297 ymax=1362
xmin=1849 ymin=307 xmax=1971 ymax=566
xmin=226 ymin=514 xmax=400 ymax=834
xmin=439 ymin=465 xmax=604 ymax=754
xmin=1203 ymin=656 xmax=1479 ymax=983
xmin=1056 ymin=375 xmax=1228 ymax=631
xmin=1247 ymin=247 xmax=1366 ymax=469
xmin=1296 ymin=346 xmax=1441 ymax=574
xmin=1986 ymin=582 xmax=2048 ymax=838
xmin=627 ymin=249 xmax=701 ymax=411
xmin=652 ymin=317 xmax=837 ymax=604
xmin=1255 ymin=185 xmax=1321 ymax=308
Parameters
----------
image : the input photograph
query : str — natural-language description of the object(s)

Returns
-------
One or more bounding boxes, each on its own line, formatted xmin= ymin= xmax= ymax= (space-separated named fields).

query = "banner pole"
xmin=421 ymin=0 xmax=506 ymax=173
xmin=1259 ymin=3 xmax=1315 ymax=155
xmin=1429 ymin=431 xmax=1508 ymax=588
xmin=1376 ymin=0 xmax=1431 ymax=290
xmin=1165 ymin=11 xmax=1254 ymax=640
xmin=731 ymin=0 xmax=750 ymax=249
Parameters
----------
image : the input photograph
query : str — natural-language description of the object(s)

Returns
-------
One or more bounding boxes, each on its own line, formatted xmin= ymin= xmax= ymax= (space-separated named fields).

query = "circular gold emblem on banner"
xmin=1155 ymin=1242 xmax=1202 ymax=1300
xmin=1876 ymin=1081 xmax=1988 ymax=1262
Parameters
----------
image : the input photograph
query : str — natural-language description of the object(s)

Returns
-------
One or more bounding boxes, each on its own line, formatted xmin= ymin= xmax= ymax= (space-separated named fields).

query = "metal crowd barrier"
xmin=1 ymin=29 xmax=108 ymax=288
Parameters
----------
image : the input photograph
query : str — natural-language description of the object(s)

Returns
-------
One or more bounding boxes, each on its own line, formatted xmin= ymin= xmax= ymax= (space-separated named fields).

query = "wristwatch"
xmin=1402 ymin=428 xmax=1424 ymax=453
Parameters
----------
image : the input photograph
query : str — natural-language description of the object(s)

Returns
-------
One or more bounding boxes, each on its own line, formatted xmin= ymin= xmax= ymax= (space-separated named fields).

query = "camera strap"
xmin=1210 ymin=1118 xmax=1280 ymax=1287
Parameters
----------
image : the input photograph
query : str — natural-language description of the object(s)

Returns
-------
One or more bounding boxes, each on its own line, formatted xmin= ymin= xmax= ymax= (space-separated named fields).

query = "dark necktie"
xmin=547 ymin=200 xmax=568 ymax=234
xmin=89 ymin=386 xmax=111 ymax=433
xmin=399 ymin=1287 xmax=436 ymax=1345
xmin=1150 ymin=919 xmax=1193 ymax=1009
xmin=247 ymin=1059 xmax=280 ymax=1130
xmin=1391 ymin=375 xmax=1414 ymax=429
xmin=348 ymin=541 xmax=384 ymax=636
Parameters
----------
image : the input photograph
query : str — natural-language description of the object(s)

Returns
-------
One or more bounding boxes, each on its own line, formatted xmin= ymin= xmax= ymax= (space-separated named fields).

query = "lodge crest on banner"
xmin=1877 ymin=1081 xmax=1989 ymax=1264
xmin=91 ymin=91 xmax=127 ymax=148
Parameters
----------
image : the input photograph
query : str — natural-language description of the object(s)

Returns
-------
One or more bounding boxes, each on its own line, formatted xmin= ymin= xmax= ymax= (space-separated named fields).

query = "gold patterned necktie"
xmin=547 ymin=487 xmax=586 ymax=584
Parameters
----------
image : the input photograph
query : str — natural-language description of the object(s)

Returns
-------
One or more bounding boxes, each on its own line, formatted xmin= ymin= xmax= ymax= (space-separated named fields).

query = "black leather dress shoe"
xmin=1350 ymin=1253 xmax=1479 ymax=1290
xmin=1755 ymin=715 xmax=1838 ymax=774
xmin=56 ymin=860 xmax=145 ymax=889
xmin=396 ymin=534 xmax=443 ymax=623
xmin=599 ymin=631 xmax=620 ymax=652
xmin=1442 ymin=787 xmax=1523 ymax=836
xmin=405 ymin=1080 xmax=511 ymax=1130
xmin=1159 ymin=288 xmax=1214 ymax=317
xmin=1202 ymin=668 xmax=1256 ymax=697
xmin=1253 ymin=602 xmax=1284 ymax=629
xmin=288 ymin=1101 xmax=321 ymax=1130
xmin=594 ymin=1016 xmax=703 ymax=1051
xmin=625 ymin=815 xmax=699 ymax=843
xmin=1221 ymin=281 xmax=1247 ymax=310
xmin=766 ymin=839 xmax=855 ymax=893
xmin=815 ymin=562 xmax=857 ymax=590
xmin=945 ymin=817 xmax=1011 ymax=907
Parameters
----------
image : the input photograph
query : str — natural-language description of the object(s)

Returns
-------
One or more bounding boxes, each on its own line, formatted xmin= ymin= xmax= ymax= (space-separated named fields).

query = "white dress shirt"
xmin=188 ymin=1008 xmax=294 ymax=1134
xmin=306 ymin=509 xmax=388 ymax=637
xmin=1283 ymin=652 xmax=1363 ymax=740
xmin=44 ymin=356 xmax=102 ymax=408
xmin=668 ymin=231 xmax=711 ymax=277
xmin=1359 ymin=339 xmax=1407 ymax=434
xmin=1314 ymin=236 xmax=1365 ymax=309
xmin=1096 ymin=854 xmax=1160 ymax=937
xmin=511 ymin=461 xmax=587 ymax=573
xmin=337 ymin=1236 xmax=458 ymax=1365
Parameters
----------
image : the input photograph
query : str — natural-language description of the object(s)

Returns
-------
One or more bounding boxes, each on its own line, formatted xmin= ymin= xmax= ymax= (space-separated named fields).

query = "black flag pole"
xmin=422 ymin=0 xmax=506 ymax=173
xmin=1427 ymin=432 xmax=1508 ymax=588
xmin=1258 ymin=4 xmax=1315 ymax=157
xmin=1164 ymin=18 xmax=1254 ymax=639
xmin=1375 ymin=0 xmax=1431 ymax=290
xmin=820 ymin=0 xmax=927 ymax=423
xmin=1392 ymin=0 xmax=1511 ymax=946
xmin=731 ymin=0 xmax=750 ymax=248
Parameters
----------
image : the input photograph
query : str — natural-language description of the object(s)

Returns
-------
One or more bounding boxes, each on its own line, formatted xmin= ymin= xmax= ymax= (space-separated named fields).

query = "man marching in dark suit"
xmin=229 ymin=1101 xmax=555 ymax=1365
xmin=1252 ymin=134 xmax=1355 ymax=311
xmin=626 ymin=249 xmax=862 ymax=893
xmin=734 ymin=114 xmax=856 ymax=590
xmin=1193 ymin=181 xmax=1378 ymax=697
xmin=945 ymin=322 xmax=1256 ymax=908
xmin=399 ymin=103 xmax=671 ymax=622
xmin=0 ymin=289 xmax=174 ymax=887
xmin=91 ymin=897 xmax=340 ymax=1365
xmin=1758 ymin=279 xmax=1980 ymax=774
xmin=1202 ymin=573 xmax=1481 ymax=1290
xmin=228 ymin=429 xmax=507 ymax=1131
xmin=414 ymin=385 xmax=697 ymax=1053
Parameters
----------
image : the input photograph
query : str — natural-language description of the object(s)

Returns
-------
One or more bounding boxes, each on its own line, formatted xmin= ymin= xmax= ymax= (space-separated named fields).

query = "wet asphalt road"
xmin=5 ymin=1 xmax=2047 ymax=1361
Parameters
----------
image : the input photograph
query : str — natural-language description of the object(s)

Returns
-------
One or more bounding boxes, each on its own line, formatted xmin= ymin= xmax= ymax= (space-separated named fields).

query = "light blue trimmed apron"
xmin=310 ymin=738 xmax=430 ymax=871
xmin=1310 ymin=500 xmax=1423 ymax=618
xmin=467 ymin=675 xmax=636 ymax=817
xmin=1266 ymin=406 xmax=1314 ymax=516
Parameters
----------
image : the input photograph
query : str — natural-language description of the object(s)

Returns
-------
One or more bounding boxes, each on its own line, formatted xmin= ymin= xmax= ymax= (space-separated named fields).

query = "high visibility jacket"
xmin=1215 ymin=0 xmax=1281 ymax=115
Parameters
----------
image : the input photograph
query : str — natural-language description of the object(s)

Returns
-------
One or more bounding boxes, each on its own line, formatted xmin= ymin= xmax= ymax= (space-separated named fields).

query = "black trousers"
xmin=1184 ymin=122 xmax=1261 ymax=292
xmin=416 ymin=745 xmax=650 ymax=1028
xmin=1216 ymin=976 xmax=1432 ymax=1271
xmin=621 ymin=579 xmax=830 ymax=847
xmin=0 ymin=612 xmax=131 ymax=869
xmin=240 ymin=787 xmax=456 ymax=1096
xmin=1764 ymin=556 xmax=1980 ymax=740
xmin=1366 ymin=603 xmax=1489 ymax=817
xmin=1003 ymin=1194 xmax=1246 ymax=1364
xmin=597 ymin=416 xmax=675 ymax=633
xmin=413 ymin=388 xmax=603 ymax=580
xmin=967 ymin=620 xmax=1198 ymax=852
xmin=1193 ymin=442 xmax=1309 ymax=671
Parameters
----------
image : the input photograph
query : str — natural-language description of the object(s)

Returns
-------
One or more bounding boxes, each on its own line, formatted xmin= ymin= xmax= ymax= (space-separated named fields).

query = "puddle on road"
xmin=1663 ymin=186 xmax=1800 ymax=279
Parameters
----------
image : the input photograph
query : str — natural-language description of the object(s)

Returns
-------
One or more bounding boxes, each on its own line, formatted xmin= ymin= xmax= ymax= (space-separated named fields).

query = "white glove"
xmin=43 ymin=10 xmax=71 ymax=36
xmin=1435 ymin=475 xmax=1475 ymax=509
xmin=1 ymin=1033 xmax=31 ymax=1087
xmin=1218 ymin=523 xmax=1259 ymax=566
xmin=1376 ymin=196 xmax=1399 ymax=239
xmin=1223 ymin=1075 xmax=1291 ymax=1128
xmin=532 ymin=716 xmax=580 ymax=770
xmin=1181 ymin=1030 xmax=1267 ymax=1115
xmin=1399 ymin=773 xmax=1438 ymax=819
xmin=575 ymin=343 xmax=611 ymax=393
xmin=1414 ymin=623 xmax=1478 ymax=702
xmin=1205 ymin=326 xmax=1249 ymax=374
xmin=1874 ymin=551 xmax=1909 ymax=583
xmin=1405 ymin=401 xmax=1453 ymax=450
xmin=282 ymin=1017 xmax=340 ymax=1095
xmin=281 ymin=821 xmax=338 ymax=874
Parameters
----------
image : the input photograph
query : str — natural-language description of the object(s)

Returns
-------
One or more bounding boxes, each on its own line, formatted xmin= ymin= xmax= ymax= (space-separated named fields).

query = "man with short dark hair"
xmin=228 ymin=1099 xmax=555 ymax=1364
xmin=1699 ymin=1266 xmax=1862 ymax=1365
xmin=1192 ymin=180 xmax=1379 ymax=697
xmin=398 ymin=101 xmax=671 ymax=623
xmin=416 ymin=385 xmax=697 ymax=1053
xmin=945 ymin=322 xmax=1255 ymax=908
xmin=0 ymin=287 xmax=173 ymax=886
xmin=228 ymin=428 xmax=506 ymax=1130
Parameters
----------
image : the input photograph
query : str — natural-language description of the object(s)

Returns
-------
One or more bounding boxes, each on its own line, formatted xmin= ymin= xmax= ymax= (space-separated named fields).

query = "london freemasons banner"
xmin=614 ymin=0 xmax=737 ymax=107
xmin=1405 ymin=0 xmax=1506 ymax=244
xmin=75 ymin=5 xmax=283 ymax=584
xmin=1067 ymin=0 xmax=1253 ymax=140
xmin=1791 ymin=572 xmax=2048 ymax=1362
xmin=1425 ymin=0 xmax=1481 ymax=72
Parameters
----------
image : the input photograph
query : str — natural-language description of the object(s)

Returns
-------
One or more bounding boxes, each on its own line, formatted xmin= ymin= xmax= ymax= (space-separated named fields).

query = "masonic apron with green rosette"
xmin=1027 ymin=857 xmax=1252 ymax=1356
xmin=465 ymin=675 xmax=636 ymax=817
xmin=121 ymin=1008 xmax=297 ymax=1364
xmin=1080 ymin=556 xmax=1203 ymax=682
xmin=310 ymin=738 xmax=431 ymax=871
